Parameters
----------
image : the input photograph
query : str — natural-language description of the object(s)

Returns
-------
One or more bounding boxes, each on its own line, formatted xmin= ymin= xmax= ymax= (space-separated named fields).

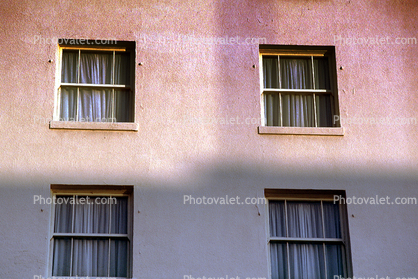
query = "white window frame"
xmin=50 ymin=41 xmax=138 ymax=131
xmin=258 ymin=46 xmax=343 ymax=136
xmin=48 ymin=185 xmax=133 ymax=279
xmin=265 ymin=189 xmax=353 ymax=279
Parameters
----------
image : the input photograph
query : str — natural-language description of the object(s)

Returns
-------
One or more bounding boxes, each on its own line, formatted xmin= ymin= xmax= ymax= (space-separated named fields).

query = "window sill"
xmin=258 ymin=126 xmax=344 ymax=136
xmin=49 ymin=121 xmax=138 ymax=131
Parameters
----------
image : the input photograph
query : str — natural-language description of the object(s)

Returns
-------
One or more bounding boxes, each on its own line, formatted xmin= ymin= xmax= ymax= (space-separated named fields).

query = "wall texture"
xmin=0 ymin=0 xmax=417 ymax=278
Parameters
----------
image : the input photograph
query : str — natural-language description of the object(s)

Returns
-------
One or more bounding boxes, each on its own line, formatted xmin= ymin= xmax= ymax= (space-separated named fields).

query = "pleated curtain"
xmin=60 ymin=51 xmax=131 ymax=122
xmin=269 ymin=201 xmax=344 ymax=279
xmin=52 ymin=196 xmax=128 ymax=277
xmin=263 ymin=57 xmax=332 ymax=127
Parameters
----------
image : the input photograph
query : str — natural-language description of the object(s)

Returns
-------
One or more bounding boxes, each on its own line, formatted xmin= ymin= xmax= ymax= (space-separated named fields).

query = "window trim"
xmin=48 ymin=185 xmax=133 ymax=279
xmin=258 ymin=46 xmax=342 ymax=135
xmin=265 ymin=189 xmax=353 ymax=279
xmin=51 ymin=41 xmax=137 ymax=132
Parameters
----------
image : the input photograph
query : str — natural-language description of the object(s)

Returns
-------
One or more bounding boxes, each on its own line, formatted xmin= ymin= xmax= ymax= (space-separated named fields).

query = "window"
xmin=266 ymin=189 xmax=352 ymax=279
xmin=260 ymin=46 xmax=340 ymax=131
xmin=51 ymin=40 xmax=137 ymax=131
xmin=50 ymin=185 xmax=132 ymax=278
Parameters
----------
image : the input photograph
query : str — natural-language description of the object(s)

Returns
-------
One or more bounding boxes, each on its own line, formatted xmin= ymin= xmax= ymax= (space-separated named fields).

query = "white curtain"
xmin=53 ymin=196 xmax=128 ymax=277
xmin=263 ymin=57 xmax=332 ymax=127
xmin=60 ymin=51 xmax=131 ymax=122
xmin=269 ymin=201 xmax=344 ymax=279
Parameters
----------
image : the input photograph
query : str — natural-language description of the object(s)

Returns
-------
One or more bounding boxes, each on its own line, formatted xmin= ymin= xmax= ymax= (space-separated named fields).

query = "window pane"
xmin=52 ymin=238 xmax=71 ymax=276
xmin=289 ymin=243 xmax=325 ymax=279
xmin=280 ymin=57 xmax=312 ymax=89
xmin=59 ymin=87 xmax=77 ymax=121
xmin=110 ymin=239 xmax=128 ymax=277
xmin=79 ymin=88 xmax=113 ymax=122
xmin=316 ymin=94 xmax=333 ymax=127
xmin=111 ymin=197 xmax=128 ymax=234
xmin=115 ymin=52 xmax=131 ymax=85
xmin=263 ymin=56 xmax=279 ymax=88
xmin=281 ymin=94 xmax=314 ymax=127
xmin=80 ymin=51 xmax=112 ymax=84
xmin=54 ymin=196 xmax=73 ymax=233
xmin=326 ymin=244 xmax=344 ymax=278
xmin=323 ymin=202 xmax=341 ymax=238
xmin=72 ymin=238 xmax=109 ymax=277
xmin=61 ymin=50 xmax=78 ymax=83
xmin=270 ymin=243 xmax=287 ymax=279
xmin=114 ymin=90 xmax=133 ymax=122
xmin=287 ymin=202 xmax=323 ymax=238
xmin=74 ymin=197 xmax=110 ymax=233
xmin=269 ymin=201 xmax=286 ymax=237
xmin=313 ymin=57 xmax=330 ymax=90
xmin=265 ymin=93 xmax=280 ymax=126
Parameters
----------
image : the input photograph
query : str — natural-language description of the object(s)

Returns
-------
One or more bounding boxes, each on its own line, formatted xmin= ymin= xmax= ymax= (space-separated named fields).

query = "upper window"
xmin=55 ymin=41 xmax=135 ymax=124
xmin=50 ymin=185 xmax=132 ymax=278
xmin=266 ymin=189 xmax=352 ymax=279
xmin=260 ymin=46 xmax=339 ymax=128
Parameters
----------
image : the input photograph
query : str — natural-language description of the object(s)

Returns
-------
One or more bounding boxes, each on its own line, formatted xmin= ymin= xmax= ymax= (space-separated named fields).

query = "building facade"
xmin=0 ymin=0 xmax=417 ymax=278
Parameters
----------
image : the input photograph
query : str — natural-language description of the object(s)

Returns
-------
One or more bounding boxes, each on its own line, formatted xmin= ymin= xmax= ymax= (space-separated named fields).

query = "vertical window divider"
xmin=76 ymin=50 xmax=81 ymax=121
xmin=278 ymin=55 xmax=283 ymax=126
xmin=70 ymin=194 xmax=75 ymax=276
xmin=321 ymin=201 xmax=328 ymax=279
xmin=112 ymin=51 xmax=116 ymax=123
xmin=108 ymin=195 xmax=113 ymax=276
xmin=107 ymin=238 xmax=111 ymax=277
xmin=311 ymin=56 xmax=318 ymax=127
xmin=284 ymin=200 xmax=290 ymax=279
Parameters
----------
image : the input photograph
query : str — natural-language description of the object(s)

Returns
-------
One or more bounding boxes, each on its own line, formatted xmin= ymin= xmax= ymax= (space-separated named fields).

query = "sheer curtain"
xmin=60 ymin=50 xmax=131 ymax=122
xmin=53 ymin=196 xmax=128 ymax=277
xmin=269 ymin=201 xmax=344 ymax=279
xmin=263 ymin=56 xmax=332 ymax=127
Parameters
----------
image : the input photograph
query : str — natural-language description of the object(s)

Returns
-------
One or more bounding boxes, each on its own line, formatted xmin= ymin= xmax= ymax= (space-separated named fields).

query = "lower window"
xmin=50 ymin=186 xmax=132 ymax=278
xmin=266 ymin=190 xmax=352 ymax=279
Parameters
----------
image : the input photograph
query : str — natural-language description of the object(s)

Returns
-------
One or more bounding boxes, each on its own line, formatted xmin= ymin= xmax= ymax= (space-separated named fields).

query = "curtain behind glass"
xmin=263 ymin=56 xmax=279 ymax=88
xmin=263 ymin=56 xmax=333 ymax=127
xmin=52 ymin=238 xmax=71 ymax=276
xmin=269 ymin=201 xmax=344 ymax=279
xmin=79 ymin=89 xmax=113 ymax=122
xmin=269 ymin=201 xmax=286 ymax=237
xmin=60 ymin=50 xmax=132 ymax=122
xmin=53 ymin=196 xmax=128 ymax=277
xmin=281 ymin=58 xmax=312 ymax=89
xmin=61 ymin=50 xmax=78 ymax=83
xmin=289 ymin=243 xmax=325 ymax=279
xmin=270 ymin=243 xmax=287 ymax=279
xmin=72 ymin=239 xmax=109 ymax=277
xmin=80 ymin=52 xmax=112 ymax=84
xmin=287 ymin=202 xmax=323 ymax=238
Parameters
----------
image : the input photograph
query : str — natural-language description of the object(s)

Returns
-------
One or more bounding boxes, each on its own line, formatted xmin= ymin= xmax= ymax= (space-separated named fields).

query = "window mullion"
xmin=70 ymin=195 xmax=76 ymax=276
xmin=313 ymin=93 xmax=317 ymax=127
xmin=69 ymin=238 xmax=73 ymax=277
xmin=108 ymin=196 xmax=112 ymax=277
xmin=287 ymin=242 xmax=290 ymax=279
xmin=112 ymin=52 xmax=116 ymax=122
xmin=311 ymin=56 xmax=318 ymax=127
xmin=107 ymin=238 xmax=111 ymax=277
xmin=279 ymin=93 xmax=283 ymax=126
xmin=321 ymin=201 xmax=328 ymax=279
xmin=76 ymin=50 xmax=81 ymax=121
xmin=278 ymin=55 xmax=283 ymax=127
xmin=285 ymin=200 xmax=290 ymax=279
xmin=323 ymin=243 xmax=328 ymax=279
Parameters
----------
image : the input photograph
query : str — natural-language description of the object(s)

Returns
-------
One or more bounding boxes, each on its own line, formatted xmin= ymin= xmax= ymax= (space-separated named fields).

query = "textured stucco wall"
xmin=0 ymin=0 xmax=417 ymax=278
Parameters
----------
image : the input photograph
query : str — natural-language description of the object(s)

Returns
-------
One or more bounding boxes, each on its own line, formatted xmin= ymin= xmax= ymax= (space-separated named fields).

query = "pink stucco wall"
xmin=0 ymin=0 xmax=417 ymax=278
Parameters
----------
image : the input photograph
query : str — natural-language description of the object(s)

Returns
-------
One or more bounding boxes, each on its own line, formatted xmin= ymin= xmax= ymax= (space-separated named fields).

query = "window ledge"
xmin=258 ymin=126 xmax=344 ymax=136
xmin=50 ymin=121 xmax=138 ymax=131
